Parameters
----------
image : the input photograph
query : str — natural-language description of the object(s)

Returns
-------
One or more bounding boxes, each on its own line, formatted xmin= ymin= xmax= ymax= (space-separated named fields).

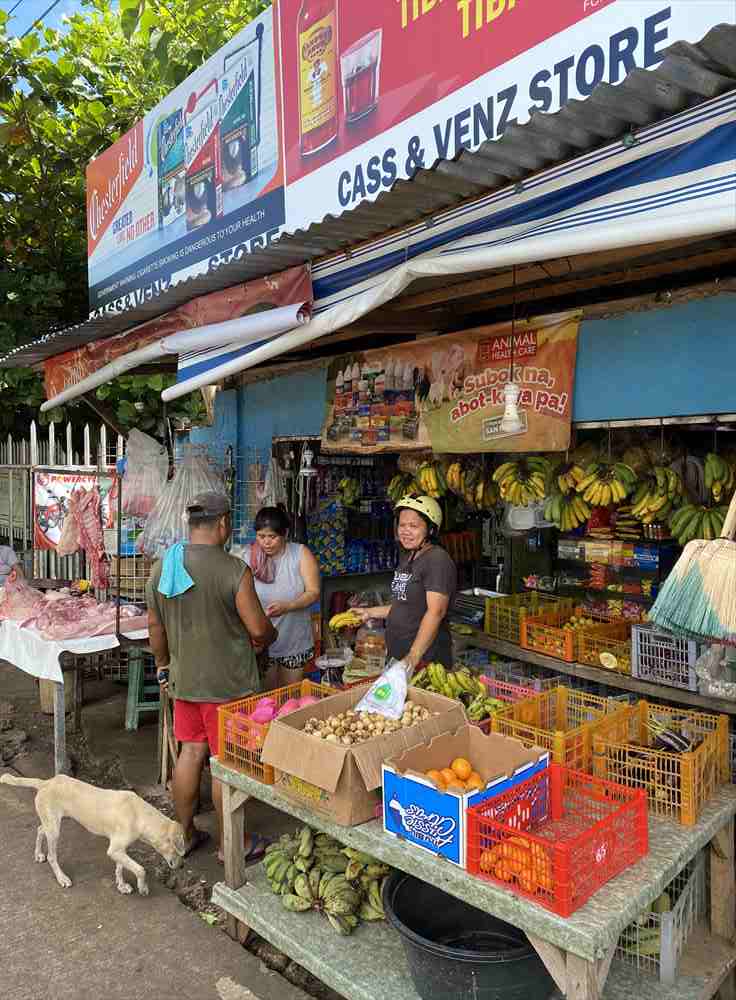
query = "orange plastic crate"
xmin=521 ymin=606 xmax=628 ymax=663
xmin=467 ymin=763 xmax=648 ymax=917
xmin=484 ymin=594 xmax=571 ymax=645
xmin=491 ymin=685 xmax=628 ymax=772
xmin=577 ymin=622 xmax=633 ymax=674
xmin=592 ymin=701 xmax=729 ymax=826
xmin=217 ymin=679 xmax=336 ymax=784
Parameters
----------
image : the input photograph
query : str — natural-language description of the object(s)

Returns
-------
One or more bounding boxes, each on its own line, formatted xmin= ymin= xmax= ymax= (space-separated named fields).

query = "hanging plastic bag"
xmin=355 ymin=658 xmax=413 ymax=720
xmin=122 ymin=429 xmax=169 ymax=517
xmin=138 ymin=449 xmax=226 ymax=560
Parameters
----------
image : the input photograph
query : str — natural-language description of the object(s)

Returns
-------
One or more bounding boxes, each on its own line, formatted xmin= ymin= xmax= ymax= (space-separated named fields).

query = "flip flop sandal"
xmin=183 ymin=828 xmax=210 ymax=857
xmin=243 ymin=834 xmax=272 ymax=867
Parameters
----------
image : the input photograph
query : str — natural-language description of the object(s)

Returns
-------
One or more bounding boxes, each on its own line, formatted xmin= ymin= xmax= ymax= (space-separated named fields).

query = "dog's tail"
xmin=0 ymin=774 xmax=46 ymax=790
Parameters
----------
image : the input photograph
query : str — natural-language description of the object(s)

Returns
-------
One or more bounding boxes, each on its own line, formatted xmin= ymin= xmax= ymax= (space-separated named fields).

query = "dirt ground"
xmin=0 ymin=664 xmax=343 ymax=1000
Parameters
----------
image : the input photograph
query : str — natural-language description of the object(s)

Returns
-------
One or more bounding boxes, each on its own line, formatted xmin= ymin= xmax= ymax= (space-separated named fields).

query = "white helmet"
xmin=395 ymin=494 xmax=443 ymax=531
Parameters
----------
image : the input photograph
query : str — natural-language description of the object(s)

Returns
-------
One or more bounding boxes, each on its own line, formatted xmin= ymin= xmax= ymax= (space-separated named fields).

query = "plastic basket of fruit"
xmin=484 ymin=594 xmax=571 ymax=645
xmin=591 ymin=700 xmax=729 ymax=826
xmin=631 ymin=624 xmax=700 ymax=693
xmin=491 ymin=685 xmax=628 ymax=772
xmin=520 ymin=606 xmax=627 ymax=663
xmin=616 ymin=850 xmax=706 ymax=985
xmin=577 ymin=622 xmax=633 ymax=674
xmin=469 ymin=676 xmax=543 ymax=734
xmin=217 ymin=679 xmax=336 ymax=784
xmin=466 ymin=763 xmax=648 ymax=917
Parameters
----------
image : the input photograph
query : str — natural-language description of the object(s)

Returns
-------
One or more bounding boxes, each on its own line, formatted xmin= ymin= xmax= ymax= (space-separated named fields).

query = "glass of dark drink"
xmin=341 ymin=28 xmax=382 ymax=125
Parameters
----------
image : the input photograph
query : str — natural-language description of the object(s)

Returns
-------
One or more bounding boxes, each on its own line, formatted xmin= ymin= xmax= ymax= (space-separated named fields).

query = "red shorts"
xmin=173 ymin=700 xmax=222 ymax=755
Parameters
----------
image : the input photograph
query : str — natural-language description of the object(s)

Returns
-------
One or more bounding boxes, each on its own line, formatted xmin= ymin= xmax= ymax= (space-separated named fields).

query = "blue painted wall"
xmin=573 ymin=295 xmax=735 ymax=421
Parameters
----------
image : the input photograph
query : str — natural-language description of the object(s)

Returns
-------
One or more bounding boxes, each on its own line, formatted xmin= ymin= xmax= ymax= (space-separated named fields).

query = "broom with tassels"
xmin=650 ymin=488 xmax=736 ymax=645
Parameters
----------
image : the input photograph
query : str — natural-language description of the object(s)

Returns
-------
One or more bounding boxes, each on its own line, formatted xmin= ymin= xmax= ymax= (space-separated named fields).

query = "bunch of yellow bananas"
xmin=416 ymin=461 xmax=447 ymax=499
xmin=328 ymin=611 xmax=363 ymax=631
xmin=493 ymin=457 xmax=551 ymax=507
xmin=543 ymin=493 xmax=591 ymax=532
xmin=387 ymin=473 xmax=419 ymax=504
xmin=629 ymin=466 xmax=683 ymax=524
xmin=575 ymin=462 xmax=638 ymax=508
xmin=705 ymin=453 xmax=735 ymax=502
xmin=553 ymin=461 xmax=586 ymax=495
xmin=445 ymin=461 xmax=498 ymax=511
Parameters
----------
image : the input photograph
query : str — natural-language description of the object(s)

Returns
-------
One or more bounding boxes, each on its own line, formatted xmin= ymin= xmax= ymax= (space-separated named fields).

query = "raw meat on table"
xmin=0 ymin=576 xmax=46 ymax=622
xmin=0 ymin=577 xmax=146 ymax=639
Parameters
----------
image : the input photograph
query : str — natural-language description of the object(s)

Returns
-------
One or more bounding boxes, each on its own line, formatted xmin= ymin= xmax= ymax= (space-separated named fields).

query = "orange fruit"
xmin=425 ymin=769 xmax=446 ymax=790
xmin=445 ymin=779 xmax=466 ymax=794
xmin=440 ymin=768 xmax=457 ymax=785
xmin=451 ymin=757 xmax=473 ymax=781
xmin=466 ymin=774 xmax=485 ymax=792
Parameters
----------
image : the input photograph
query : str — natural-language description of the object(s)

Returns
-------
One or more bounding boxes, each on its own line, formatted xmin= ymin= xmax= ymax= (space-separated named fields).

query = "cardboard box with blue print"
xmin=261 ymin=683 xmax=465 ymax=827
xmin=382 ymin=725 xmax=549 ymax=868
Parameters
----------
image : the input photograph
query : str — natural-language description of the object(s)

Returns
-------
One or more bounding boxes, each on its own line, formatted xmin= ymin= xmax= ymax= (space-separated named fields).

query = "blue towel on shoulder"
xmin=158 ymin=542 xmax=194 ymax=598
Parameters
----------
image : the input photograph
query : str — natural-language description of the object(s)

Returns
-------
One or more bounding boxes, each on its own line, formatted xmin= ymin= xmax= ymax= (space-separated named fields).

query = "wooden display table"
xmin=211 ymin=760 xmax=736 ymax=1000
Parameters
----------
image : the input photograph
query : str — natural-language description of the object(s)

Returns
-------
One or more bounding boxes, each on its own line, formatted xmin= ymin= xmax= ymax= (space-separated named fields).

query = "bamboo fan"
xmin=650 ymin=488 xmax=736 ymax=645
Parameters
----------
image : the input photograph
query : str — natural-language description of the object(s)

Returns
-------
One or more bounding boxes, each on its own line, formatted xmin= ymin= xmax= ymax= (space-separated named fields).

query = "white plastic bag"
xmin=138 ymin=449 xmax=226 ymax=559
xmin=355 ymin=658 xmax=412 ymax=720
xmin=122 ymin=429 xmax=169 ymax=517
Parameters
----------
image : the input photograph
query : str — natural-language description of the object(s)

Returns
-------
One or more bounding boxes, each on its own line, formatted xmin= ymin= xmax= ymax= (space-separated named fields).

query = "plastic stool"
xmin=125 ymin=647 xmax=160 ymax=731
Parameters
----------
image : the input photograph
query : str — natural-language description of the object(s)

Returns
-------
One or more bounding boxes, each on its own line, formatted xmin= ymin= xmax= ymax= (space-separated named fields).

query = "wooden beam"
xmin=527 ymin=934 xmax=568 ymax=995
xmin=566 ymin=953 xmax=600 ymax=1000
xmin=710 ymin=818 xmax=735 ymax=1000
xmin=80 ymin=393 xmax=127 ymax=440
xmin=451 ymin=247 xmax=736 ymax=317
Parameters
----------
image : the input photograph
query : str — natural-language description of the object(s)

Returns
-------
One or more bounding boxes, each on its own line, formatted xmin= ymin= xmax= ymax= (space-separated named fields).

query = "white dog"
xmin=1 ymin=773 xmax=186 ymax=895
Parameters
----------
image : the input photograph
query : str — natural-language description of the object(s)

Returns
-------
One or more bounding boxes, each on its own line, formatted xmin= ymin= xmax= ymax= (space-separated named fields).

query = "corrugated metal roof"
xmin=3 ymin=23 xmax=735 ymax=369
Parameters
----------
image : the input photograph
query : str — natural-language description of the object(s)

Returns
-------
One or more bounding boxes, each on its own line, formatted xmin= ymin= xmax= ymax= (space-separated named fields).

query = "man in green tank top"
xmin=147 ymin=492 xmax=277 ymax=862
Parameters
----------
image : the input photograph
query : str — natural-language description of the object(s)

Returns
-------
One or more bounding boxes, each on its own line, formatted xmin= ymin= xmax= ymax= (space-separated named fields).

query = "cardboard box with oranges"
xmin=382 ymin=724 xmax=548 ymax=868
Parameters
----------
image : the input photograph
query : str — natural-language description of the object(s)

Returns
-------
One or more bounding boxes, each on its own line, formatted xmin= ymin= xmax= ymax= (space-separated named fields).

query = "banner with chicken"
xmin=321 ymin=312 xmax=580 ymax=455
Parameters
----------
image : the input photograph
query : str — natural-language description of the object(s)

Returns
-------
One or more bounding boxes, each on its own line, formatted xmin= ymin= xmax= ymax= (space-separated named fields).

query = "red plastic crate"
xmin=467 ymin=763 xmax=648 ymax=917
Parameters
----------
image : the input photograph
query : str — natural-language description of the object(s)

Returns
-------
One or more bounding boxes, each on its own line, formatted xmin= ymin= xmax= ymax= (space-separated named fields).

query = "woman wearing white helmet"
xmin=356 ymin=494 xmax=457 ymax=668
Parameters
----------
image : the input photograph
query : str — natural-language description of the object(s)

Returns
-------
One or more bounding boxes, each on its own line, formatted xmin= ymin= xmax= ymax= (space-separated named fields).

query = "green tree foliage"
xmin=0 ymin=0 xmax=268 ymax=436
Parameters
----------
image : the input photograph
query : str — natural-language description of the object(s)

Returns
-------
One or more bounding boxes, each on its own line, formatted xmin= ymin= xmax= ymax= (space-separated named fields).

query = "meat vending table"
xmin=0 ymin=621 xmax=149 ymax=772
xmin=210 ymin=760 xmax=736 ymax=1000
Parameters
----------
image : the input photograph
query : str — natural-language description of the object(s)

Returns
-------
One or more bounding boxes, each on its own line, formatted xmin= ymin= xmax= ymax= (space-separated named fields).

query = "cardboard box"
xmin=261 ymin=684 xmax=465 ymax=826
xmin=382 ymin=725 xmax=549 ymax=867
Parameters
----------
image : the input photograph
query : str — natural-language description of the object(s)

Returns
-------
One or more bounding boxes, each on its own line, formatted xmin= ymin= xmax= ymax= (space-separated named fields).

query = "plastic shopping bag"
xmin=355 ymin=658 xmax=413 ymax=720
xmin=122 ymin=429 xmax=169 ymax=517
xmin=138 ymin=449 xmax=226 ymax=560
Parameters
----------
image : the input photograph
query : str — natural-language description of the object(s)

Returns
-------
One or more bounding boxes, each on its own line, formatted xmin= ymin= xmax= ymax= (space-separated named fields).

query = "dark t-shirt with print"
xmin=385 ymin=545 xmax=457 ymax=668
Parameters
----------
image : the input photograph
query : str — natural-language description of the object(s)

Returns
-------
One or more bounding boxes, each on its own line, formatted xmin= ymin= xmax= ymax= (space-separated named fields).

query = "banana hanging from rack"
xmin=628 ymin=465 xmax=683 ymax=524
xmin=493 ymin=457 xmax=552 ymax=507
xmin=705 ymin=453 xmax=736 ymax=502
xmin=574 ymin=461 xmax=639 ymax=509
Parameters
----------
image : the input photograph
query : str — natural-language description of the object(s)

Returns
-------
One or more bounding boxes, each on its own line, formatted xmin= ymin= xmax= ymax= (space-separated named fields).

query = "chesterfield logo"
xmin=159 ymin=112 xmax=183 ymax=166
xmin=185 ymin=99 xmax=218 ymax=164
xmin=302 ymin=25 xmax=332 ymax=61
xmin=88 ymin=130 xmax=140 ymax=242
xmin=220 ymin=56 xmax=250 ymax=120
xmin=389 ymin=798 xmax=457 ymax=849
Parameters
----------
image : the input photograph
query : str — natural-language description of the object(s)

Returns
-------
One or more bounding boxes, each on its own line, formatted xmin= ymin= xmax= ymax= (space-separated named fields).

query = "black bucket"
xmin=383 ymin=872 xmax=555 ymax=1000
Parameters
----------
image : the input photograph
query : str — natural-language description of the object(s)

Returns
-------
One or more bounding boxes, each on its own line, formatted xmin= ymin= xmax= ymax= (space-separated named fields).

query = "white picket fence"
xmin=0 ymin=421 xmax=126 ymax=580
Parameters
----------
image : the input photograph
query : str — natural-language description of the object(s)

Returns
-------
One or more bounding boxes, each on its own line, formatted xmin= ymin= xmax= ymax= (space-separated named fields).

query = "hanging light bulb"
xmin=500 ymin=380 xmax=524 ymax=434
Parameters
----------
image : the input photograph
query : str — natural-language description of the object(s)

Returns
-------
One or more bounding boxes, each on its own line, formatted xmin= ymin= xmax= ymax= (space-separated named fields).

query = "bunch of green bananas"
xmin=264 ymin=827 xmax=391 ymax=933
xmin=575 ymin=461 xmax=638 ymax=507
xmin=552 ymin=461 xmax=587 ymax=495
xmin=416 ymin=461 xmax=447 ymax=499
xmin=337 ymin=477 xmax=361 ymax=508
xmin=493 ymin=457 xmax=551 ymax=506
xmin=629 ymin=466 xmax=683 ymax=524
xmin=412 ymin=663 xmax=505 ymax=721
xmin=669 ymin=503 xmax=728 ymax=544
xmin=543 ymin=493 xmax=591 ymax=532
xmin=387 ymin=473 xmax=419 ymax=504
xmin=705 ymin=453 xmax=735 ymax=502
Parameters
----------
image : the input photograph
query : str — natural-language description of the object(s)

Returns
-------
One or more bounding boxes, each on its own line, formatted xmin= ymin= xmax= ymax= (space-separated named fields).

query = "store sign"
xmin=33 ymin=472 xmax=115 ymax=552
xmin=321 ymin=313 xmax=580 ymax=454
xmin=278 ymin=0 xmax=732 ymax=231
xmin=86 ymin=6 xmax=284 ymax=316
xmin=45 ymin=265 xmax=311 ymax=401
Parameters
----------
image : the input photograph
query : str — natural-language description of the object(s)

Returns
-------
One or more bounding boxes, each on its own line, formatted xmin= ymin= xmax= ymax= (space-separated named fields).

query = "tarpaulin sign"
xmin=33 ymin=472 xmax=115 ymax=552
xmin=321 ymin=313 xmax=580 ymax=454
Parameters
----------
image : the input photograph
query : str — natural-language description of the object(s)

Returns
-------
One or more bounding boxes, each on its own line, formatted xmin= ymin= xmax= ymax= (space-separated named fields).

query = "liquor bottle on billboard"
xmin=298 ymin=0 xmax=338 ymax=157
xmin=220 ymin=22 xmax=263 ymax=191
xmin=341 ymin=28 xmax=381 ymax=125
xmin=157 ymin=109 xmax=186 ymax=229
xmin=184 ymin=79 xmax=223 ymax=231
